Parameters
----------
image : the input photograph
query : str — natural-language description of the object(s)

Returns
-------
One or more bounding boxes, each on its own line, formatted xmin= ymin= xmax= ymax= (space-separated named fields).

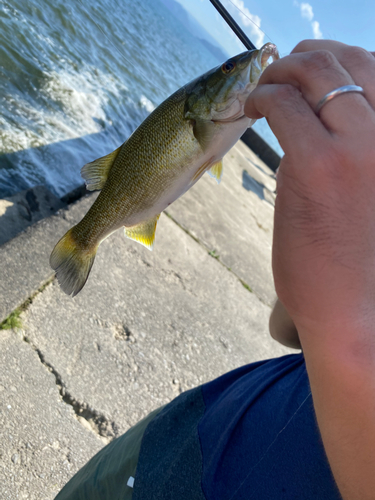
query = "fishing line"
xmin=75 ymin=0 xmax=166 ymax=94
xmin=226 ymin=0 xmax=275 ymax=45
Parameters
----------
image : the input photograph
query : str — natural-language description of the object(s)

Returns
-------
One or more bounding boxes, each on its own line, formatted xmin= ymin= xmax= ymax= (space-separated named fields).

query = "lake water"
xmin=0 ymin=0 xmax=282 ymax=199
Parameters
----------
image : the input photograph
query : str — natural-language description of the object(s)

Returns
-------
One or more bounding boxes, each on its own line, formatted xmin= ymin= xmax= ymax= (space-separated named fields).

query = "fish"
xmin=50 ymin=42 xmax=279 ymax=296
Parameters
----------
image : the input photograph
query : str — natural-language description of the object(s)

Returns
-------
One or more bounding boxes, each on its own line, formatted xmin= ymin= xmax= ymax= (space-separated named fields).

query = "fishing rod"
xmin=208 ymin=0 xmax=257 ymax=51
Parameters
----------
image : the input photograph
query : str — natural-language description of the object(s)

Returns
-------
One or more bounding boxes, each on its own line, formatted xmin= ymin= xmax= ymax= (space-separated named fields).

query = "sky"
xmin=174 ymin=0 xmax=375 ymax=58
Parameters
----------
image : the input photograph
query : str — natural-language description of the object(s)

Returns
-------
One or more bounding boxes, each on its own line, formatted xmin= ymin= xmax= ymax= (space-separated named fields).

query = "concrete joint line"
xmin=0 ymin=276 xmax=55 ymax=329
xmin=164 ymin=210 xmax=269 ymax=307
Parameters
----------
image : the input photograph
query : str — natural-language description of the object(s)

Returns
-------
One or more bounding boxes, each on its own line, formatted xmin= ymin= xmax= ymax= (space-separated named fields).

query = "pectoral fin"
xmin=193 ymin=119 xmax=215 ymax=152
xmin=81 ymin=145 xmax=122 ymax=191
xmin=124 ymin=215 xmax=160 ymax=250
xmin=207 ymin=160 xmax=223 ymax=184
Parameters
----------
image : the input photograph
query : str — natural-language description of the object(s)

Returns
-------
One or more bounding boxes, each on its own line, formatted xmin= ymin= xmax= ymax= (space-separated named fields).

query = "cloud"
xmin=300 ymin=3 xmax=314 ymax=22
xmin=226 ymin=0 xmax=264 ymax=47
xmin=311 ymin=20 xmax=323 ymax=39
xmin=295 ymin=2 xmax=323 ymax=39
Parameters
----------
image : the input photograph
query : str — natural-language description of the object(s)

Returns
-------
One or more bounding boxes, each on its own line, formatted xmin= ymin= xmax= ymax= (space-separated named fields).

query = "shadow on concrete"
xmin=0 ymin=185 xmax=66 ymax=246
xmin=242 ymin=169 xmax=265 ymax=200
xmin=246 ymin=156 xmax=276 ymax=179
xmin=242 ymin=169 xmax=275 ymax=207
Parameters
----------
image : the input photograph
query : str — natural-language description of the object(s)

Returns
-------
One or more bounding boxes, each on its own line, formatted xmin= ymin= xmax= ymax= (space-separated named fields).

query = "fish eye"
xmin=221 ymin=60 xmax=236 ymax=74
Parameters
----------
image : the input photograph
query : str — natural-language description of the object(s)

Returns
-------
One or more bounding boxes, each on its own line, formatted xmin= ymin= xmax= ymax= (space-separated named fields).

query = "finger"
xmin=291 ymin=39 xmax=348 ymax=54
xmin=244 ymin=83 xmax=329 ymax=158
xmin=256 ymin=50 xmax=373 ymax=135
xmin=292 ymin=40 xmax=375 ymax=110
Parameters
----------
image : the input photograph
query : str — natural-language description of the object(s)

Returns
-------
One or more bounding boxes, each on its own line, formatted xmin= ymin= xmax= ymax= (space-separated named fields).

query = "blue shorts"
xmin=56 ymin=353 xmax=341 ymax=499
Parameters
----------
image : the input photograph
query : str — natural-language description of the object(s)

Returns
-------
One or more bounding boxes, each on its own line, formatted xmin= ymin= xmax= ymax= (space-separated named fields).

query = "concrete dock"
xmin=0 ymin=139 xmax=294 ymax=499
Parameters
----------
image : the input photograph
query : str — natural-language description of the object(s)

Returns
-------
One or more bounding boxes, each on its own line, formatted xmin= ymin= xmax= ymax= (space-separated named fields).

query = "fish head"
xmin=185 ymin=43 xmax=279 ymax=124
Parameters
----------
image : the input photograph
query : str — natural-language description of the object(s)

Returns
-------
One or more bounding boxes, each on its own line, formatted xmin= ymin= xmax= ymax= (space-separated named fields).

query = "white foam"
xmin=140 ymin=95 xmax=155 ymax=113
xmin=43 ymin=69 xmax=108 ymax=132
xmin=0 ymin=65 xmax=129 ymax=154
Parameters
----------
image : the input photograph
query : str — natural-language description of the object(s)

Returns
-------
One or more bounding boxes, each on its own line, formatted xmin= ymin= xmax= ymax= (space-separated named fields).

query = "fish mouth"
xmin=255 ymin=42 xmax=279 ymax=73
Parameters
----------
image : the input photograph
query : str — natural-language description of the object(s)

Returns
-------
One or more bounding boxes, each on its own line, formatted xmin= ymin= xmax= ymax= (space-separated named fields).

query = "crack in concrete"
xmin=22 ymin=335 xmax=119 ymax=444
xmin=2 ymin=277 xmax=119 ymax=443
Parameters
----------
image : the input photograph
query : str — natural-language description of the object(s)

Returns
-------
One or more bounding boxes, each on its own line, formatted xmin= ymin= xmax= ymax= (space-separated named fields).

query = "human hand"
xmin=245 ymin=40 xmax=375 ymax=336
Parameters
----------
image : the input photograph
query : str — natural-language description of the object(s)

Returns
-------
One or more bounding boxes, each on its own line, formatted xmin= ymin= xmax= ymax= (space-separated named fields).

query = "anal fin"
xmin=81 ymin=145 xmax=122 ymax=191
xmin=207 ymin=159 xmax=223 ymax=184
xmin=124 ymin=215 xmax=160 ymax=250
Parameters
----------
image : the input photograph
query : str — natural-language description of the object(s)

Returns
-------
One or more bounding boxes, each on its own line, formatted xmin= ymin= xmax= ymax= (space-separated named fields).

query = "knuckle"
xmin=345 ymin=45 xmax=373 ymax=67
xmin=300 ymin=50 xmax=337 ymax=74
xmin=292 ymin=39 xmax=315 ymax=54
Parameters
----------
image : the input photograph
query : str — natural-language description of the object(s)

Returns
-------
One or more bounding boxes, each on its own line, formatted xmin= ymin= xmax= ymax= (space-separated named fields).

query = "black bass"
xmin=50 ymin=43 xmax=279 ymax=296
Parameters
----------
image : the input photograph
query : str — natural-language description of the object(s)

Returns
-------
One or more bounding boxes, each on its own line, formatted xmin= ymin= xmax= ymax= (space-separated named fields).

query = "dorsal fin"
xmin=81 ymin=145 xmax=122 ymax=191
xmin=124 ymin=215 xmax=160 ymax=250
xmin=207 ymin=159 xmax=223 ymax=184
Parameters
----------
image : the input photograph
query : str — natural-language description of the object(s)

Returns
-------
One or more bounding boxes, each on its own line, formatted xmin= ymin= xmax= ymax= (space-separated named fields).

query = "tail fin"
xmin=50 ymin=227 xmax=97 ymax=297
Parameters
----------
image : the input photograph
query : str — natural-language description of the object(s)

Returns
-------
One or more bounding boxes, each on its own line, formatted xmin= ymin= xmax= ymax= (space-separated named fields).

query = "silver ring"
xmin=315 ymin=85 xmax=365 ymax=116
